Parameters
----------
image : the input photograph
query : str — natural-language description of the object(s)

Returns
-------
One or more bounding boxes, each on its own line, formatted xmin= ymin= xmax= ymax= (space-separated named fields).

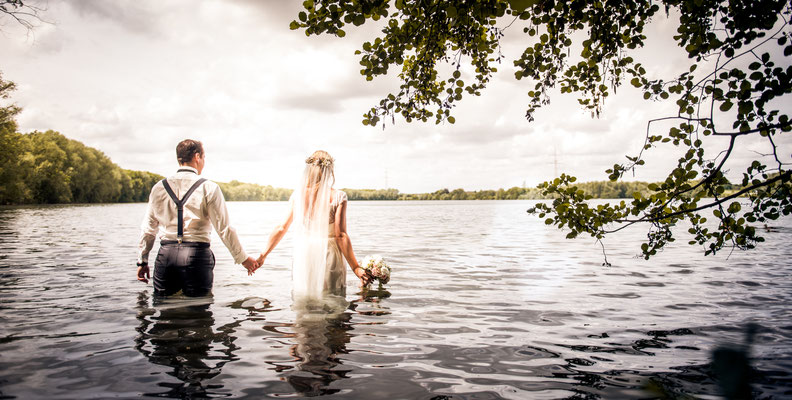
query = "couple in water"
xmin=135 ymin=139 xmax=370 ymax=300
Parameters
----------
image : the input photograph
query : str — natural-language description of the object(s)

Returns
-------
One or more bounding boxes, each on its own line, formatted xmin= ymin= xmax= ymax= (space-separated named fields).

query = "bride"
xmin=255 ymin=150 xmax=370 ymax=300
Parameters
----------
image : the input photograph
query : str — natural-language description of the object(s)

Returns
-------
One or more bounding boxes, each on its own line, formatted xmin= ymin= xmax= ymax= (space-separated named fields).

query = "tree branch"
xmin=616 ymin=170 xmax=791 ymax=224
xmin=711 ymin=122 xmax=792 ymax=136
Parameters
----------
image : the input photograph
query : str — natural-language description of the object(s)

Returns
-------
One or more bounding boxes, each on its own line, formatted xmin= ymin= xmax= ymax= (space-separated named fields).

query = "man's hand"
xmin=242 ymin=256 xmax=259 ymax=276
xmin=137 ymin=264 xmax=150 ymax=284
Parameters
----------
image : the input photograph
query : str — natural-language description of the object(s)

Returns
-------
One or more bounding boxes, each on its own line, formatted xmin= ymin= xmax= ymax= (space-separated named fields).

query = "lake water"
xmin=0 ymin=200 xmax=790 ymax=399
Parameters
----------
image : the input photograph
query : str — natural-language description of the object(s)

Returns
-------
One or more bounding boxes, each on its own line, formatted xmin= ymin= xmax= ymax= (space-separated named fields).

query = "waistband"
xmin=160 ymin=240 xmax=210 ymax=248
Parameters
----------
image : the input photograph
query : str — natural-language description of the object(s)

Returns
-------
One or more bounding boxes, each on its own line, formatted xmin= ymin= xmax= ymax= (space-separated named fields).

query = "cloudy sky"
xmin=1 ymin=1 xmax=788 ymax=192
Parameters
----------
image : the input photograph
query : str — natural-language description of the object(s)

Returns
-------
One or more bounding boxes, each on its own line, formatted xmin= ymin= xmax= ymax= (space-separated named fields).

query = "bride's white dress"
xmin=291 ymin=189 xmax=348 ymax=300
xmin=324 ymin=190 xmax=347 ymax=297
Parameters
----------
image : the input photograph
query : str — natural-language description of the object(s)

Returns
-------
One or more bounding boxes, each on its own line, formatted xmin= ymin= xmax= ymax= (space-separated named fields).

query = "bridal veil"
xmin=291 ymin=153 xmax=334 ymax=300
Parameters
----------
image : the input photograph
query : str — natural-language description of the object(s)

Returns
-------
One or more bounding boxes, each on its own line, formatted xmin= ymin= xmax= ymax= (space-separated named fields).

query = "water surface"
xmin=0 ymin=201 xmax=790 ymax=399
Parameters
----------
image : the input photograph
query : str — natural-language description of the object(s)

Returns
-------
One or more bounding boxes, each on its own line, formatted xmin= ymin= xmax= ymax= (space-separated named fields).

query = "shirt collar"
xmin=177 ymin=166 xmax=198 ymax=174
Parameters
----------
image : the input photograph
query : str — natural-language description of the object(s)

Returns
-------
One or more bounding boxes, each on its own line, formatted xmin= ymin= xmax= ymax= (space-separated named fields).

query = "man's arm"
xmin=137 ymin=186 xmax=160 ymax=283
xmin=206 ymin=183 xmax=258 ymax=272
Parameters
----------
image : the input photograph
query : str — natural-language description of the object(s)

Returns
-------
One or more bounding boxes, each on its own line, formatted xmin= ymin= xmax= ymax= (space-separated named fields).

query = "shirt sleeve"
xmin=206 ymin=183 xmax=248 ymax=264
xmin=138 ymin=185 xmax=159 ymax=265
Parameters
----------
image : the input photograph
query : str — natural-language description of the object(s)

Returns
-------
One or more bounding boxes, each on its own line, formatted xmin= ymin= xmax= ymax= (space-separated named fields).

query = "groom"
xmin=136 ymin=139 xmax=259 ymax=296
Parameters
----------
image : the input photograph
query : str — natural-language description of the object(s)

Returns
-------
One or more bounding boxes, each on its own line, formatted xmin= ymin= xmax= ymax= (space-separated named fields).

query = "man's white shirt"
xmin=138 ymin=166 xmax=248 ymax=264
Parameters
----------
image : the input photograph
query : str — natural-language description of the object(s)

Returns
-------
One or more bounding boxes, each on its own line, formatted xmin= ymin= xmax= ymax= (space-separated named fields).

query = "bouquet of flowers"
xmin=359 ymin=255 xmax=391 ymax=287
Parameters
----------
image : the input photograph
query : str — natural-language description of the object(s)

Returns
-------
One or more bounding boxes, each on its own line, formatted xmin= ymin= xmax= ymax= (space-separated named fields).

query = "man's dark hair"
xmin=176 ymin=139 xmax=203 ymax=164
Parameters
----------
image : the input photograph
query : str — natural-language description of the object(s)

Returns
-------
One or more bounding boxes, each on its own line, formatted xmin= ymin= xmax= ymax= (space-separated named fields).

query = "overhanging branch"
xmin=615 ymin=169 xmax=791 ymax=224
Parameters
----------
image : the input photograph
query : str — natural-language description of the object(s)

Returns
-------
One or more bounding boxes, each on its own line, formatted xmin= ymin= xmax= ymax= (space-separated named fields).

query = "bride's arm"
xmin=256 ymin=204 xmax=293 ymax=267
xmin=334 ymin=198 xmax=370 ymax=285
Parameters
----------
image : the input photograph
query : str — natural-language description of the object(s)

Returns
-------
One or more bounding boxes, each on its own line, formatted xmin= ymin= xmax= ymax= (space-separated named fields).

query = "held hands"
xmin=255 ymin=254 xmax=267 ymax=272
xmin=242 ymin=256 xmax=259 ymax=276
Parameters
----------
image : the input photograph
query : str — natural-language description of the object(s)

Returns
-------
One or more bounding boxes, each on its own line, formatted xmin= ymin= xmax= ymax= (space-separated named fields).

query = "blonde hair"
xmin=304 ymin=150 xmax=335 ymax=186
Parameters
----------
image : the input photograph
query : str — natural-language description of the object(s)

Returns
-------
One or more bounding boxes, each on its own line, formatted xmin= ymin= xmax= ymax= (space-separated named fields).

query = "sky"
xmin=1 ymin=0 xmax=789 ymax=193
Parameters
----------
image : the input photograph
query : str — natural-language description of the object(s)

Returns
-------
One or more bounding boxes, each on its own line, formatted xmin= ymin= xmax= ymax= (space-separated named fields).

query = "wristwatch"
xmin=136 ymin=261 xmax=148 ymax=267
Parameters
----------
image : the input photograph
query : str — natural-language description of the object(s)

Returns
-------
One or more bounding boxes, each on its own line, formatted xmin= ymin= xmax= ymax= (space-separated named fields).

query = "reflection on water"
xmin=285 ymin=298 xmax=354 ymax=397
xmin=133 ymin=289 xmax=392 ymax=398
xmin=1 ymin=201 xmax=791 ymax=399
xmin=134 ymin=292 xmax=242 ymax=398
xmin=275 ymin=290 xmax=391 ymax=397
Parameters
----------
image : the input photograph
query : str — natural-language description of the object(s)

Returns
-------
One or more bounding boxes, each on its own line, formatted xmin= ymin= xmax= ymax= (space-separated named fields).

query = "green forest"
xmin=0 ymin=129 xmax=163 ymax=204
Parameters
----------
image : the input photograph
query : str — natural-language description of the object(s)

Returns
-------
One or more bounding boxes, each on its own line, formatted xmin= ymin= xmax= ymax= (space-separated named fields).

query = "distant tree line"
xmin=342 ymin=188 xmax=400 ymax=200
xmin=0 ymin=129 xmax=163 ymax=204
xmin=349 ymin=184 xmax=657 ymax=200
xmin=348 ymin=180 xmax=742 ymax=201
xmin=400 ymin=187 xmax=544 ymax=200
xmin=222 ymin=185 xmax=666 ymax=201
xmin=218 ymin=181 xmax=292 ymax=201
xmin=398 ymin=185 xmax=639 ymax=200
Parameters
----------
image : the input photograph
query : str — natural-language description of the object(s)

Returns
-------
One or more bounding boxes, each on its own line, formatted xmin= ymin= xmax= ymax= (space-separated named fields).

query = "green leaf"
xmin=508 ymin=0 xmax=535 ymax=12
xmin=738 ymin=101 xmax=753 ymax=115
xmin=719 ymin=101 xmax=733 ymax=112
xmin=353 ymin=14 xmax=365 ymax=26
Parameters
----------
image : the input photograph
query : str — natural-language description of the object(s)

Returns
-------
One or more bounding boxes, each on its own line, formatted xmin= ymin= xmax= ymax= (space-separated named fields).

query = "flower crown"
xmin=306 ymin=156 xmax=334 ymax=168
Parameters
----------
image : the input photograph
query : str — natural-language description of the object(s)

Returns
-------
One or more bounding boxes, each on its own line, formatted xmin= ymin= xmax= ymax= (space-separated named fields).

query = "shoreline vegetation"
xmin=1 ymin=130 xmax=162 ymax=204
xmin=1 ymin=131 xmax=742 ymax=205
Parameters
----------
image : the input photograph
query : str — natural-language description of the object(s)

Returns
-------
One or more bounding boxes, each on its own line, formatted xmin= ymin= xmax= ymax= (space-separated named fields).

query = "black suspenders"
xmin=161 ymin=178 xmax=207 ymax=243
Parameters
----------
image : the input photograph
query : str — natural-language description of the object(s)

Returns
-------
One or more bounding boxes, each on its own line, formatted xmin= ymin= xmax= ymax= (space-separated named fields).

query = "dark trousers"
xmin=153 ymin=241 xmax=215 ymax=297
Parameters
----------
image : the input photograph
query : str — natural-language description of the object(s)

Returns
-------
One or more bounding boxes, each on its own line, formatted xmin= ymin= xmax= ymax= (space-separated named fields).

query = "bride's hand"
xmin=354 ymin=267 xmax=371 ymax=286
xmin=256 ymin=254 xmax=266 ymax=268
